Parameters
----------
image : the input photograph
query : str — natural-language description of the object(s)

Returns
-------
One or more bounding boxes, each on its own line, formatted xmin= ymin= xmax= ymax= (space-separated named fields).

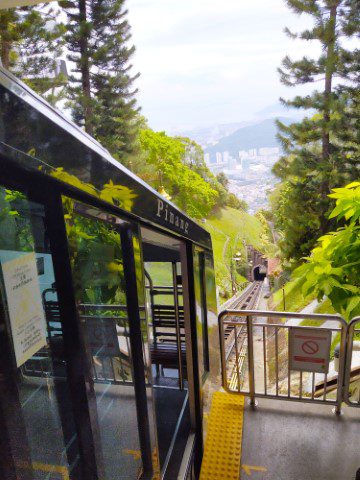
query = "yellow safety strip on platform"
xmin=200 ymin=391 xmax=245 ymax=480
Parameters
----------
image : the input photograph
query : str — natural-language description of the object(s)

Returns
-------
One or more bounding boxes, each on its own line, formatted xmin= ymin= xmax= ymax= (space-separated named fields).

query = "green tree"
xmin=178 ymin=137 xmax=228 ymax=208
xmin=139 ymin=129 xmax=219 ymax=218
xmin=273 ymin=0 xmax=359 ymax=262
xmin=59 ymin=0 xmax=140 ymax=158
xmin=216 ymin=172 xmax=229 ymax=189
xmin=227 ymin=193 xmax=248 ymax=212
xmin=294 ymin=182 xmax=360 ymax=321
xmin=0 ymin=5 xmax=66 ymax=104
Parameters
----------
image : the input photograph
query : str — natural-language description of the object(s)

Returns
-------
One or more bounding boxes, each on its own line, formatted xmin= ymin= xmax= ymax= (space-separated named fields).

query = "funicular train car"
xmin=0 ymin=66 xmax=219 ymax=480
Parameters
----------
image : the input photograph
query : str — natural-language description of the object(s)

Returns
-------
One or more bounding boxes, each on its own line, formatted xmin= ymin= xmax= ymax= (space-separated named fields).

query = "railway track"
xmin=222 ymin=281 xmax=263 ymax=390
xmin=223 ymin=281 xmax=262 ymax=357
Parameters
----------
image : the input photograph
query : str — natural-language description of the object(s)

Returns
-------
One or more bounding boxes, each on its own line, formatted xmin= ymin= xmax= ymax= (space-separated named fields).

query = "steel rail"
xmin=223 ymin=282 xmax=263 ymax=389
xmin=224 ymin=282 xmax=262 ymax=360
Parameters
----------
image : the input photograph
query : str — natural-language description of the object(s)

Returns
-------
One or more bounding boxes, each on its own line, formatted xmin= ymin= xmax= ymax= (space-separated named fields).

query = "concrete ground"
xmin=240 ymin=398 xmax=360 ymax=480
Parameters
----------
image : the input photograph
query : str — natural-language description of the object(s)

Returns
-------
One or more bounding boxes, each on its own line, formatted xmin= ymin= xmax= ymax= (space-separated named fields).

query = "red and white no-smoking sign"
xmin=289 ymin=327 xmax=332 ymax=373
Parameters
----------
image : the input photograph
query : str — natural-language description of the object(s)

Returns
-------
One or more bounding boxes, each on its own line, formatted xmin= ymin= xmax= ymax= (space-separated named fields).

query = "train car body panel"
xmin=0 ymin=67 xmax=217 ymax=480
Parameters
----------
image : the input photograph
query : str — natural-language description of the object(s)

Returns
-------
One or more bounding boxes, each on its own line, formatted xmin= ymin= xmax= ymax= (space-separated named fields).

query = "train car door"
xmin=60 ymin=197 xmax=158 ymax=480
xmin=0 ymin=184 xmax=86 ymax=479
xmin=141 ymin=228 xmax=195 ymax=479
xmin=0 ymin=180 xmax=158 ymax=480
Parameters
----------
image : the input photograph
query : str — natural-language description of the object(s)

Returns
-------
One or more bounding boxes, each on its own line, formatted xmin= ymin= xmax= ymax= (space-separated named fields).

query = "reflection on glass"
xmin=194 ymin=250 xmax=209 ymax=382
xmin=62 ymin=197 xmax=142 ymax=480
xmin=143 ymin=250 xmax=189 ymax=472
xmin=132 ymin=234 xmax=160 ymax=476
xmin=0 ymin=187 xmax=81 ymax=479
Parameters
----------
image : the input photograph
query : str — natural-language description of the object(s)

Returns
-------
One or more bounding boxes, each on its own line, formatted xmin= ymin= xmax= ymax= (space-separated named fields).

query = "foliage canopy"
xmin=294 ymin=182 xmax=360 ymax=320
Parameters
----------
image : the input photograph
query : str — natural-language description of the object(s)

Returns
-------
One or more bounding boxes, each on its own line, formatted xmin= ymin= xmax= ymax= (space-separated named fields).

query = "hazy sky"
xmin=126 ymin=0 xmax=322 ymax=131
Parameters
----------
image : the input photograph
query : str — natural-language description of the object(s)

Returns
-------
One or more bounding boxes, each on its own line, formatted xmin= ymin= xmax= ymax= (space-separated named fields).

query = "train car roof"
xmin=0 ymin=66 xmax=212 ymax=249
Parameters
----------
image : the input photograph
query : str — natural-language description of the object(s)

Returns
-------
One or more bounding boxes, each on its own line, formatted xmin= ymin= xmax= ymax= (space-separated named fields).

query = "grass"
xmin=204 ymin=207 xmax=268 ymax=300
xmin=270 ymin=277 xmax=316 ymax=313
xmin=145 ymin=206 xmax=273 ymax=303
xmin=145 ymin=262 xmax=173 ymax=286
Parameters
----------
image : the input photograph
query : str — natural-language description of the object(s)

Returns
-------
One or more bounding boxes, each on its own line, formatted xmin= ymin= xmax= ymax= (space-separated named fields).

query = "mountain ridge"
xmin=204 ymin=117 xmax=294 ymax=160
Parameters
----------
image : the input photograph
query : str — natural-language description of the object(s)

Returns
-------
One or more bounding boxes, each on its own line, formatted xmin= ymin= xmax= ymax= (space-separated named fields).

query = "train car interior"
xmin=141 ymin=227 xmax=190 ymax=475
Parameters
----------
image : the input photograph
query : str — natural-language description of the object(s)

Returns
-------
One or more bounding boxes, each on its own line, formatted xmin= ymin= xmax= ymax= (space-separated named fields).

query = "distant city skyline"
xmin=127 ymin=0 xmax=320 ymax=131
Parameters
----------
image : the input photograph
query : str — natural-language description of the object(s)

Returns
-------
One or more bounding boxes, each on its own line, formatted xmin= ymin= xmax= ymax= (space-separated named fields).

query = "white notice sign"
xmin=85 ymin=317 xmax=120 ymax=357
xmin=289 ymin=327 xmax=332 ymax=374
xmin=2 ymin=252 xmax=47 ymax=367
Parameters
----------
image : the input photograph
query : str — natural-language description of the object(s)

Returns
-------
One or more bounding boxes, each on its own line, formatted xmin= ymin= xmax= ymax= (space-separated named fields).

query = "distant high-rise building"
xmin=242 ymin=158 xmax=250 ymax=170
xmin=229 ymin=156 xmax=237 ymax=168
xmin=204 ymin=153 xmax=210 ymax=164
xmin=223 ymin=151 xmax=230 ymax=163
xmin=216 ymin=152 xmax=222 ymax=164
xmin=248 ymin=148 xmax=257 ymax=157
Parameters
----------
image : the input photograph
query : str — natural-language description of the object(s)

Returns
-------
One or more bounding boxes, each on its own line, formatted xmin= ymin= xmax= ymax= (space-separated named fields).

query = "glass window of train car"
xmin=0 ymin=185 xmax=83 ymax=480
xmin=204 ymin=253 xmax=219 ymax=378
xmin=141 ymin=227 xmax=194 ymax=477
xmin=193 ymin=248 xmax=210 ymax=382
xmin=131 ymin=232 xmax=161 ymax=476
xmin=62 ymin=197 xmax=154 ymax=480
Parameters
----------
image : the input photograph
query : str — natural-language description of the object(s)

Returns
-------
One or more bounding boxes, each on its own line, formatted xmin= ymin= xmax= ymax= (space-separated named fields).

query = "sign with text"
xmin=289 ymin=327 xmax=331 ymax=374
xmin=2 ymin=252 xmax=47 ymax=367
xmin=85 ymin=317 xmax=121 ymax=357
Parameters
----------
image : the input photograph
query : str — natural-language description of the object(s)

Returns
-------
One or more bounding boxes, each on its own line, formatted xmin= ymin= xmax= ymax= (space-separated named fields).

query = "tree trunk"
xmin=78 ymin=0 xmax=93 ymax=135
xmin=322 ymin=3 xmax=338 ymax=164
xmin=320 ymin=2 xmax=338 ymax=232
xmin=0 ymin=39 xmax=10 ymax=69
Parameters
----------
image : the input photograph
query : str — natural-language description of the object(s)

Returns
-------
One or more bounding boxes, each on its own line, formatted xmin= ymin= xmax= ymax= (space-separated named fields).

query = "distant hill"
xmin=205 ymin=117 xmax=294 ymax=160
xmin=169 ymin=121 xmax=251 ymax=148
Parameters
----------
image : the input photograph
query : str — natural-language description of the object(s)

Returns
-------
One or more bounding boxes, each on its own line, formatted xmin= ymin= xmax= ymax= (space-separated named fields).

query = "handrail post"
xmin=246 ymin=315 xmax=256 ymax=407
xmin=335 ymin=323 xmax=347 ymax=414
xmin=172 ymin=262 xmax=184 ymax=390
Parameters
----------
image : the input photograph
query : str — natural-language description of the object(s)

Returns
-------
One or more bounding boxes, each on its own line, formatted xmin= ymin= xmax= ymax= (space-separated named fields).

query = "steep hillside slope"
xmin=204 ymin=207 xmax=266 ymax=300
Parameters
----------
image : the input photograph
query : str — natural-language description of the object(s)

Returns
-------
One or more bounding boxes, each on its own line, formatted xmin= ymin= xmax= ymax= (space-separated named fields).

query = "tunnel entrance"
xmin=253 ymin=265 xmax=266 ymax=281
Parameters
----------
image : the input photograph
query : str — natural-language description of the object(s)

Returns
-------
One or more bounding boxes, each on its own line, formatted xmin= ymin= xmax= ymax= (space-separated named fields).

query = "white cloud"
xmin=126 ymin=0 xmax=327 ymax=130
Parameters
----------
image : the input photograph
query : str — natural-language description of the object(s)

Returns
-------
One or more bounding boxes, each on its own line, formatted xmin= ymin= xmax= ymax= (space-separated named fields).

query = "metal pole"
xmin=334 ymin=324 xmax=347 ymax=415
xmin=282 ymin=288 xmax=286 ymax=311
xmin=172 ymin=262 xmax=184 ymax=390
xmin=219 ymin=314 xmax=228 ymax=389
xmin=234 ymin=326 xmax=241 ymax=393
xmin=246 ymin=315 xmax=256 ymax=406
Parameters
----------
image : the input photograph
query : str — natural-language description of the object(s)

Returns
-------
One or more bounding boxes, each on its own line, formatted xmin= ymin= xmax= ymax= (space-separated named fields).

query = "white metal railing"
xmin=219 ymin=310 xmax=348 ymax=414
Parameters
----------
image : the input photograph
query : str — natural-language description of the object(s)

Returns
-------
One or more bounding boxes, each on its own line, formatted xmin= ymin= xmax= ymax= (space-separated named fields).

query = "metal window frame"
xmin=195 ymin=247 xmax=210 ymax=379
xmin=180 ymin=242 xmax=204 ymax=479
xmin=120 ymin=222 xmax=154 ymax=478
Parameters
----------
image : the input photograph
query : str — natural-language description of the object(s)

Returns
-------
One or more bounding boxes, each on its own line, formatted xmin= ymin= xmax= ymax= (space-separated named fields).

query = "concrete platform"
xmin=241 ymin=398 xmax=360 ymax=480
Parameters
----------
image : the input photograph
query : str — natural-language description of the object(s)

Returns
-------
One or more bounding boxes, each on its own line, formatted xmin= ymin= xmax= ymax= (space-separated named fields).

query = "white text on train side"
xmin=156 ymin=199 xmax=189 ymax=234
